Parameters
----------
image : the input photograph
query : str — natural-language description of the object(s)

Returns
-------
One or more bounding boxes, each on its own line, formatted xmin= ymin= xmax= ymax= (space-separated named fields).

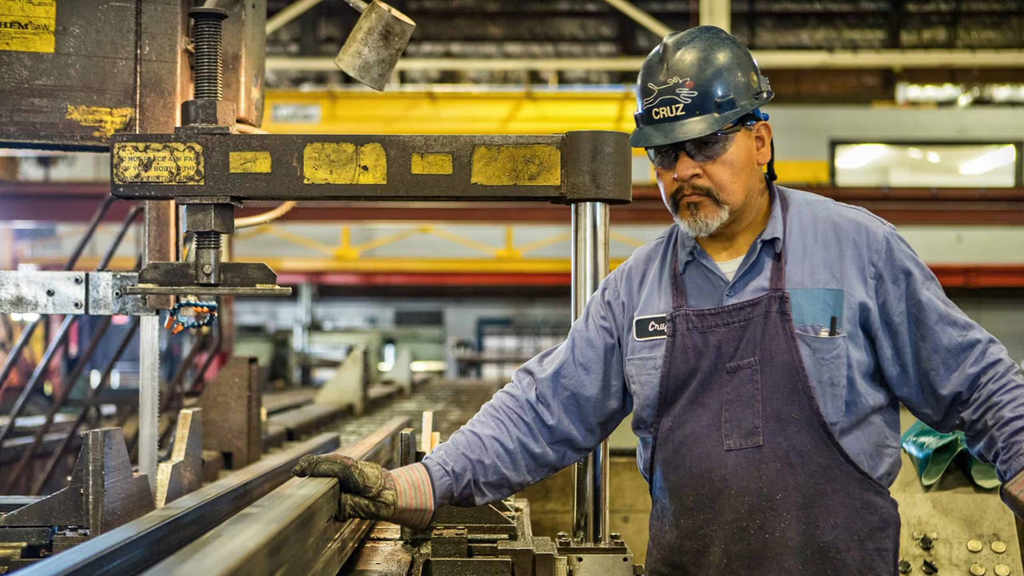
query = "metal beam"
xmin=266 ymin=0 xmax=324 ymax=35
xmin=700 ymin=0 xmax=731 ymax=32
xmin=17 ymin=432 xmax=340 ymax=576
xmin=601 ymin=0 xmax=672 ymax=39
xmin=265 ymin=51 xmax=1024 ymax=72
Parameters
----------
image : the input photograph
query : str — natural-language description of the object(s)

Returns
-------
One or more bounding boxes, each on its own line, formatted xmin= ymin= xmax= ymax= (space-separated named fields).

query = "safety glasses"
xmin=647 ymin=117 xmax=758 ymax=169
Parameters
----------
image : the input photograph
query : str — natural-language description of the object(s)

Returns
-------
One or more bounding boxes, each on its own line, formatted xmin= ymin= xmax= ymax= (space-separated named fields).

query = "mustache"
xmin=669 ymin=184 xmax=724 ymax=215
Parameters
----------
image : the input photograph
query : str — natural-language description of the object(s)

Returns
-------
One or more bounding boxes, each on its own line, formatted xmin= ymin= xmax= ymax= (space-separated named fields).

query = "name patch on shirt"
xmin=634 ymin=314 xmax=668 ymax=341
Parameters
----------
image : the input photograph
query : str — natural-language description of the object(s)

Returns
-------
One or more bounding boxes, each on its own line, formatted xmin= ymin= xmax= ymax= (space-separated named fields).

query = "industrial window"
xmin=395 ymin=310 xmax=444 ymax=326
xmin=831 ymin=142 xmax=1023 ymax=188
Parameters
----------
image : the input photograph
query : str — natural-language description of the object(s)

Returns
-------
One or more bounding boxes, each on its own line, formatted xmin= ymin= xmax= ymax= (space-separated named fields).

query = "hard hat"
xmin=630 ymin=26 xmax=774 ymax=149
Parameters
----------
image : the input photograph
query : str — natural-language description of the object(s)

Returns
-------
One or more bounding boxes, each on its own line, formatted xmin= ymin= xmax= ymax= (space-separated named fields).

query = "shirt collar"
xmin=676 ymin=186 xmax=785 ymax=272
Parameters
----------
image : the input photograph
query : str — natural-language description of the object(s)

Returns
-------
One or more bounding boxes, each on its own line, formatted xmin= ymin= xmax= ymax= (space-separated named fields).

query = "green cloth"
xmin=900 ymin=420 xmax=999 ymax=489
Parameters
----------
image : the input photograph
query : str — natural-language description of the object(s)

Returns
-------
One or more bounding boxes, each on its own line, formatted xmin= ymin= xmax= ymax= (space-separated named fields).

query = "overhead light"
xmin=906 ymin=148 xmax=924 ymax=160
xmin=956 ymin=89 xmax=978 ymax=108
xmin=377 ymin=361 xmax=393 ymax=372
xmin=926 ymin=151 xmax=941 ymax=164
xmin=836 ymin=144 xmax=889 ymax=169
xmin=410 ymin=360 xmax=447 ymax=373
xmin=10 ymin=312 xmax=39 ymax=322
xmin=959 ymin=145 xmax=1017 ymax=175
xmin=896 ymin=82 xmax=962 ymax=104
xmin=898 ymin=81 xmax=1024 ymax=105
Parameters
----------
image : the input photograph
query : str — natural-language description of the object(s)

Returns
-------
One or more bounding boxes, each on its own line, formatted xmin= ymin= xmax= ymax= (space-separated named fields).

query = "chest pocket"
xmin=794 ymin=333 xmax=849 ymax=431
xmin=789 ymin=287 xmax=849 ymax=431
xmin=625 ymin=353 xmax=663 ymax=436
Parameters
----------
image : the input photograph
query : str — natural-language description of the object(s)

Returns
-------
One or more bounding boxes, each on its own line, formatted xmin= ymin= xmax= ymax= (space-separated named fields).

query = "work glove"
xmin=292 ymin=454 xmax=434 ymax=530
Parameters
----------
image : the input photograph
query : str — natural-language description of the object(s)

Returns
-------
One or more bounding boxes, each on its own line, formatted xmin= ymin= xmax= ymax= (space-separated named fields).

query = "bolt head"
xmin=185 ymin=203 xmax=235 ymax=234
xmin=202 ymin=264 xmax=213 ymax=274
xmin=74 ymin=302 xmax=82 ymax=309
xmin=46 ymin=289 xmax=55 ymax=297
xmin=180 ymin=99 xmax=236 ymax=129
xmin=188 ymin=7 xmax=229 ymax=20
xmin=74 ymin=276 xmax=83 ymax=284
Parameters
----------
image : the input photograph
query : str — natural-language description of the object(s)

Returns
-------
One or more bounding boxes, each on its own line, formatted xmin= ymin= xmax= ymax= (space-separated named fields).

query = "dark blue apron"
xmin=645 ymin=188 xmax=901 ymax=575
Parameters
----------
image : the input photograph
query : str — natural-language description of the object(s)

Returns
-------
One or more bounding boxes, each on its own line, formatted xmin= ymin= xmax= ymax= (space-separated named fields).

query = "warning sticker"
xmin=113 ymin=142 xmax=205 ymax=185
xmin=66 ymin=105 xmax=134 ymax=138
xmin=303 ymin=142 xmax=386 ymax=185
xmin=0 ymin=0 xmax=56 ymax=53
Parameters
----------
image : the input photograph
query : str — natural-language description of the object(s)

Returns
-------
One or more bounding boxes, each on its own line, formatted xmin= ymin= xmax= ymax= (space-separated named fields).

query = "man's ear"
xmin=753 ymin=122 xmax=773 ymax=167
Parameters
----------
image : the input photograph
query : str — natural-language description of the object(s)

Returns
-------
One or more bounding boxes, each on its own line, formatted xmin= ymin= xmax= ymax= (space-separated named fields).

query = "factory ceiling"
xmin=265 ymin=0 xmax=1024 ymax=103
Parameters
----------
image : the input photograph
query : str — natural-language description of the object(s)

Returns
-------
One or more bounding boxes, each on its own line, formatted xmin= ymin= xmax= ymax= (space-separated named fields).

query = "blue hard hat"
xmin=630 ymin=26 xmax=774 ymax=149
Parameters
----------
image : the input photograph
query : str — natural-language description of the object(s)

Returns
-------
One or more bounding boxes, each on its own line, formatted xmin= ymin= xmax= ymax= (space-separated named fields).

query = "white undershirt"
xmin=715 ymin=255 xmax=745 ymax=282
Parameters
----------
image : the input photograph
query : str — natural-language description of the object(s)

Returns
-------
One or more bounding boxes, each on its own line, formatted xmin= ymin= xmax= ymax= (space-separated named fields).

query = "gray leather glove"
xmin=292 ymin=454 xmax=434 ymax=530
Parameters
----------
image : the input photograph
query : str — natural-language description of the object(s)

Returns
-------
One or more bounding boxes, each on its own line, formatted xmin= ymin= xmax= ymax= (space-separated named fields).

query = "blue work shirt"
xmin=422 ymin=186 xmax=1024 ymax=507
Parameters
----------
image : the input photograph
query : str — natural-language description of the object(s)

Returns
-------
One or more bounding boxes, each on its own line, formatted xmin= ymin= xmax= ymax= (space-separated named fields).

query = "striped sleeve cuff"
xmin=389 ymin=463 xmax=434 ymax=530
xmin=1002 ymin=467 xmax=1024 ymax=519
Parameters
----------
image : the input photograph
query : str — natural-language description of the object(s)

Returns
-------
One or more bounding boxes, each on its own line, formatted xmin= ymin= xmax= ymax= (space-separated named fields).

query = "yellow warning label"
xmin=230 ymin=151 xmax=272 ymax=174
xmin=471 ymin=144 xmax=560 ymax=186
xmin=113 ymin=142 xmax=205 ymax=185
xmin=66 ymin=105 xmax=133 ymax=138
xmin=411 ymin=153 xmax=453 ymax=175
xmin=0 ymin=0 xmax=56 ymax=53
xmin=303 ymin=142 xmax=386 ymax=185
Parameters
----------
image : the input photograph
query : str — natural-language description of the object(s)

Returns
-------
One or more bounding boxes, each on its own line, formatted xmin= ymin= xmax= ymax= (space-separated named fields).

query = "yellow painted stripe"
xmin=303 ymin=142 xmax=387 ymax=184
xmin=775 ymin=160 xmax=831 ymax=186
xmin=411 ymin=153 xmax=453 ymax=175
xmin=471 ymin=144 xmax=560 ymax=186
xmin=230 ymin=151 xmax=272 ymax=173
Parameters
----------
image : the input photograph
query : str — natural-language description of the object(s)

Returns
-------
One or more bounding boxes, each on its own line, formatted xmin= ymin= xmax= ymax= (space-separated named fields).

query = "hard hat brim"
xmin=630 ymin=108 xmax=752 ymax=149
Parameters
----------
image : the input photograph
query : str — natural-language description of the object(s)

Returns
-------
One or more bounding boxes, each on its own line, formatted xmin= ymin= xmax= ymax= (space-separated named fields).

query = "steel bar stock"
xmin=16 ymin=432 xmax=341 ymax=576
xmin=145 ymin=417 xmax=409 ymax=576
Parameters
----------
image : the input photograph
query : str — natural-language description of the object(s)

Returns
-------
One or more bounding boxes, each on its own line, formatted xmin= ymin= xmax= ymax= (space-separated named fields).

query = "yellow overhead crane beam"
xmin=263 ymin=87 xmax=639 ymax=135
xmin=261 ymin=88 xmax=829 ymax=185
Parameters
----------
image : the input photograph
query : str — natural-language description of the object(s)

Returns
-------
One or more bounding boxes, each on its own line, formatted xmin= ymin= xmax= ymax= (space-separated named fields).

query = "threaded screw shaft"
xmin=194 ymin=231 xmax=222 ymax=251
xmin=189 ymin=8 xmax=228 ymax=101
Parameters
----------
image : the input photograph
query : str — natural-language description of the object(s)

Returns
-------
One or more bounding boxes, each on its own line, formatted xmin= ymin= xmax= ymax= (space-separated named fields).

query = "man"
xmin=292 ymin=26 xmax=1024 ymax=574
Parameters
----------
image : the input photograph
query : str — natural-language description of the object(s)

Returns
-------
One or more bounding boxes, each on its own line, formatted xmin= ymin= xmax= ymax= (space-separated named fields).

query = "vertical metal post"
xmin=133 ymin=0 xmax=186 ymax=495
xmin=140 ymin=201 xmax=175 ymax=493
xmin=294 ymin=282 xmax=314 ymax=386
xmin=139 ymin=315 xmax=159 ymax=493
xmin=699 ymin=0 xmax=732 ymax=32
xmin=570 ymin=201 xmax=610 ymax=544
xmin=0 ymin=224 xmax=12 ymax=270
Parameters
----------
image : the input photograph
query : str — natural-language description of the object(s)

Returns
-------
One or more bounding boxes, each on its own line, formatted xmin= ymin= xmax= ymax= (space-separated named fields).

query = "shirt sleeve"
xmin=421 ymin=270 xmax=632 ymax=507
xmin=870 ymin=226 xmax=1024 ymax=481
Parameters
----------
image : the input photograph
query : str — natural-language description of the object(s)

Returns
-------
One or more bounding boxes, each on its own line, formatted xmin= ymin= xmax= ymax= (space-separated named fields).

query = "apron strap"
xmin=768 ymin=182 xmax=787 ymax=292
xmin=671 ymin=235 xmax=686 ymax=309
xmin=671 ymin=180 xmax=787 ymax=308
